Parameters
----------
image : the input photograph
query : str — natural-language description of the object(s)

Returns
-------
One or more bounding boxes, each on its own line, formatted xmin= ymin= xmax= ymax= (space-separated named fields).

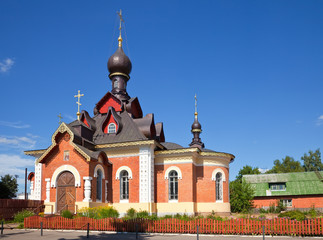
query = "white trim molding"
xmin=164 ymin=166 xmax=182 ymax=179
xmin=211 ymin=168 xmax=226 ymax=182
xmin=94 ymin=164 xmax=105 ymax=179
xmin=116 ymin=166 xmax=133 ymax=180
xmin=51 ymin=165 xmax=81 ymax=187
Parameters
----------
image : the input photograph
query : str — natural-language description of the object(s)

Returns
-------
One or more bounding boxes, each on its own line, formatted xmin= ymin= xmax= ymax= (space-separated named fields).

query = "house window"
xmin=63 ymin=151 xmax=70 ymax=161
xmin=120 ymin=170 xmax=129 ymax=200
xmin=282 ymin=199 xmax=292 ymax=207
xmin=96 ymin=169 xmax=102 ymax=201
xmin=216 ymin=172 xmax=223 ymax=201
xmin=168 ymin=170 xmax=178 ymax=200
xmin=270 ymin=183 xmax=286 ymax=191
xmin=108 ymin=123 xmax=116 ymax=133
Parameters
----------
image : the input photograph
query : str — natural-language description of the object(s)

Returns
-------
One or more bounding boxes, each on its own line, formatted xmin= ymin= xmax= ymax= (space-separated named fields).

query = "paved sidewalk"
xmin=1 ymin=229 xmax=323 ymax=240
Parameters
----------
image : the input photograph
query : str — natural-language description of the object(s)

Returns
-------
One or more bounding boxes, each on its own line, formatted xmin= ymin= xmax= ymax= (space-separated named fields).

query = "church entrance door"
xmin=57 ymin=171 xmax=76 ymax=213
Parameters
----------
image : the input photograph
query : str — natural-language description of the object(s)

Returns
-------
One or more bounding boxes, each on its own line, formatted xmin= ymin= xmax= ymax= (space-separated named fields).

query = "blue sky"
xmin=1 ymin=0 xmax=323 ymax=193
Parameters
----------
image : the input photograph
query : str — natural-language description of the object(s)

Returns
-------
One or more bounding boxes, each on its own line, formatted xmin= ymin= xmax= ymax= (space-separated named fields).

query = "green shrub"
xmin=307 ymin=206 xmax=318 ymax=218
xmin=207 ymin=213 xmax=223 ymax=221
xmin=268 ymin=203 xmax=276 ymax=213
xmin=259 ymin=208 xmax=268 ymax=214
xmin=61 ymin=210 xmax=73 ymax=219
xmin=77 ymin=207 xmax=119 ymax=219
xmin=98 ymin=206 xmax=119 ymax=219
xmin=125 ymin=208 xmax=137 ymax=219
xmin=275 ymin=200 xmax=286 ymax=213
xmin=147 ymin=214 xmax=158 ymax=220
xmin=13 ymin=210 xmax=34 ymax=223
xmin=278 ymin=210 xmax=306 ymax=221
xmin=17 ymin=223 xmax=24 ymax=229
xmin=137 ymin=210 xmax=149 ymax=219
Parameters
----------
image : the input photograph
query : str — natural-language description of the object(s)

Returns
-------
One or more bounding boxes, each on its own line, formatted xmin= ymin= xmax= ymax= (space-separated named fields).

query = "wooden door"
xmin=57 ymin=171 xmax=75 ymax=213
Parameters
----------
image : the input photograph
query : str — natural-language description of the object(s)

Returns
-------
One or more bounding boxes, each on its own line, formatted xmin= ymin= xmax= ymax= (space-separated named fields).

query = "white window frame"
xmin=215 ymin=172 xmax=223 ymax=202
xmin=120 ymin=170 xmax=129 ymax=202
xmin=168 ymin=170 xmax=178 ymax=202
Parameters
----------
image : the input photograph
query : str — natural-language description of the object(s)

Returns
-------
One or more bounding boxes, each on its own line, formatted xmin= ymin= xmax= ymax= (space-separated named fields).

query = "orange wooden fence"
xmin=24 ymin=216 xmax=323 ymax=236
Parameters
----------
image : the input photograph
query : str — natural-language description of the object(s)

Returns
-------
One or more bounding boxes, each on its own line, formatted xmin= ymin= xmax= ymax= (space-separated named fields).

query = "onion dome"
xmin=107 ymin=44 xmax=132 ymax=79
xmin=189 ymin=95 xmax=204 ymax=149
xmin=191 ymin=112 xmax=202 ymax=132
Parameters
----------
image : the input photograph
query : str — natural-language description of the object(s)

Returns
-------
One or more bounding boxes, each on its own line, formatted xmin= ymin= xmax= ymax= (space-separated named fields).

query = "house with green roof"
xmin=243 ymin=171 xmax=323 ymax=210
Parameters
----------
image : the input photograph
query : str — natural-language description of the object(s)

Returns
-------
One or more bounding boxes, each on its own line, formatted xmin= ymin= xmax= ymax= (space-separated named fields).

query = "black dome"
xmin=107 ymin=47 xmax=132 ymax=76
xmin=191 ymin=118 xmax=201 ymax=130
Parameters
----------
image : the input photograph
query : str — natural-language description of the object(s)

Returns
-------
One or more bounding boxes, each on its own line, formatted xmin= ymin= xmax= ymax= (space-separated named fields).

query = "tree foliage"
xmin=266 ymin=156 xmax=304 ymax=173
xmin=0 ymin=174 xmax=18 ymax=199
xmin=301 ymin=149 xmax=323 ymax=172
xmin=236 ymin=165 xmax=260 ymax=182
xmin=230 ymin=179 xmax=254 ymax=213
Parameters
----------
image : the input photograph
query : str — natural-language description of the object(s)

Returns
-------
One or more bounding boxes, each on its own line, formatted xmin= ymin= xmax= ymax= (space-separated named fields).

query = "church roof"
xmin=161 ymin=142 xmax=183 ymax=150
xmin=91 ymin=110 xmax=148 ymax=144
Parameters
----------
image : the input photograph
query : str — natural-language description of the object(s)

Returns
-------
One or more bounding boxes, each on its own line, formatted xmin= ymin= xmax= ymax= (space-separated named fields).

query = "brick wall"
xmin=110 ymin=156 xmax=140 ymax=203
xmin=253 ymin=195 xmax=323 ymax=209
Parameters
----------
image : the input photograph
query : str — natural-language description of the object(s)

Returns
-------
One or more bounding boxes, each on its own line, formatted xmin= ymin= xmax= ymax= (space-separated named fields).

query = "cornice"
xmin=200 ymin=152 xmax=235 ymax=161
xmin=24 ymin=149 xmax=47 ymax=156
xmin=155 ymin=148 xmax=200 ymax=155
xmin=155 ymin=148 xmax=234 ymax=163
xmin=95 ymin=140 xmax=164 ymax=149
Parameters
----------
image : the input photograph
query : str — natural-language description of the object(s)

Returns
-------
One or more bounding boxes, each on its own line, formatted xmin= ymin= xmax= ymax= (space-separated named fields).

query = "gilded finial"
xmin=194 ymin=94 xmax=198 ymax=118
xmin=74 ymin=90 xmax=84 ymax=121
xmin=117 ymin=9 xmax=124 ymax=47
xmin=58 ymin=113 xmax=63 ymax=124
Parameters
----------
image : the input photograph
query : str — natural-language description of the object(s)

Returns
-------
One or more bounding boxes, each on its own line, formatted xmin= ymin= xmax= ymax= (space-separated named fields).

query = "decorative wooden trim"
xmin=24 ymin=149 xmax=47 ymax=156
xmin=36 ymin=123 xmax=91 ymax=164
xmin=155 ymin=148 xmax=200 ymax=155
xmin=95 ymin=140 xmax=164 ymax=149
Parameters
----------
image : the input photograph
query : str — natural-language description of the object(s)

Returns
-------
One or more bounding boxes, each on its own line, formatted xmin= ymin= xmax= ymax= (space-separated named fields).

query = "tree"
xmin=0 ymin=174 xmax=18 ymax=199
xmin=301 ymin=149 xmax=323 ymax=172
xmin=229 ymin=165 xmax=258 ymax=213
xmin=230 ymin=179 xmax=254 ymax=213
xmin=266 ymin=156 xmax=304 ymax=173
xmin=236 ymin=165 xmax=260 ymax=182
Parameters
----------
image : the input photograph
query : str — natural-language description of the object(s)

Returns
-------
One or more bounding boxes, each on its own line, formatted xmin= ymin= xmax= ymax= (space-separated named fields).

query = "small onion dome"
xmin=107 ymin=47 xmax=132 ymax=78
xmin=191 ymin=113 xmax=202 ymax=132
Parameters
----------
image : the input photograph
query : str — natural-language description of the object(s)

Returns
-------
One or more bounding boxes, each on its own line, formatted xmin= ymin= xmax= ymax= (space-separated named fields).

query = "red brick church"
xmin=25 ymin=15 xmax=234 ymax=216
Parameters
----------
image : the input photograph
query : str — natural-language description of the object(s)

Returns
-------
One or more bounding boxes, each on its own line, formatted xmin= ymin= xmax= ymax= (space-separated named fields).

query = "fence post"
xmin=263 ymin=225 xmax=265 ymax=240
xmin=197 ymin=225 xmax=199 ymax=240
xmin=87 ymin=223 xmax=90 ymax=238
xmin=136 ymin=223 xmax=138 ymax=239
xmin=40 ymin=222 xmax=43 ymax=236
xmin=1 ymin=221 xmax=3 ymax=235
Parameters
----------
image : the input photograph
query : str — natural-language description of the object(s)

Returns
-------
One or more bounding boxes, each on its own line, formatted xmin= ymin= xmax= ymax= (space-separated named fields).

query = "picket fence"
xmin=24 ymin=216 xmax=323 ymax=236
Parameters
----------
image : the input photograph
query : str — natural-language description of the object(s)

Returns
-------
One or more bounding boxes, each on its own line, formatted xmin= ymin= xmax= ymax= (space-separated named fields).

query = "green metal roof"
xmin=243 ymin=171 xmax=323 ymax=197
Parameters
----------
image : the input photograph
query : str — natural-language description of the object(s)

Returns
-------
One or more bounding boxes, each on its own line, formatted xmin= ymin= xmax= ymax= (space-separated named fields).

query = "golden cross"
xmin=194 ymin=94 xmax=198 ymax=116
xmin=74 ymin=90 xmax=84 ymax=120
xmin=58 ymin=113 xmax=63 ymax=124
xmin=117 ymin=9 xmax=124 ymax=47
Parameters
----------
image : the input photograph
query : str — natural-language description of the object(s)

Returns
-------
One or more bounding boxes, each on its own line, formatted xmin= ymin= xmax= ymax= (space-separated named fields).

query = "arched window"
xmin=168 ymin=170 xmax=178 ymax=200
xmin=216 ymin=172 xmax=223 ymax=201
xmin=120 ymin=170 xmax=129 ymax=200
xmin=108 ymin=123 xmax=116 ymax=133
xmin=96 ymin=169 xmax=102 ymax=201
